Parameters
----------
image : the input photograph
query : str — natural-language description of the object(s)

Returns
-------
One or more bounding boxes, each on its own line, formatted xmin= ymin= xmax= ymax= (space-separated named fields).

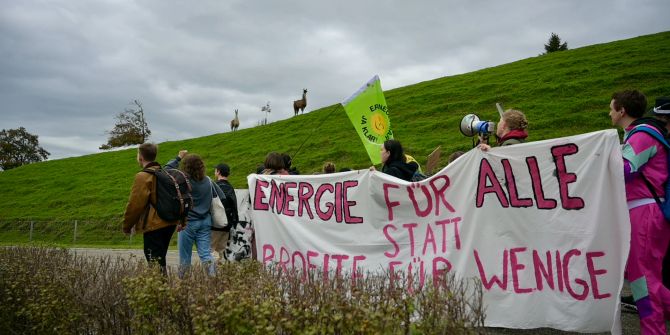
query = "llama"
xmin=293 ymin=89 xmax=307 ymax=116
xmin=230 ymin=109 xmax=240 ymax=131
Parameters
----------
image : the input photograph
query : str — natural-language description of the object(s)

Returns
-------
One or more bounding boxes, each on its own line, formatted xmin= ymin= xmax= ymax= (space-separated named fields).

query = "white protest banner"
xmin=248 ymin=129 xmax=629 ymax=333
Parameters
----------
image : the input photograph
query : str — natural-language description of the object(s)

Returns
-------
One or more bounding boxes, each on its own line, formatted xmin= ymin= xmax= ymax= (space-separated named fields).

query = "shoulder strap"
xmin=640 ymin=173 xmax=662 ymax=206
xmin=628 ymin=125 xmax=668 ymax=206
xmin=626 ymin=125 xmax=670 ymax=149
xmin=209 ymin=177 xmax=218 ymax=199
xmin=139 ymin=168 xmax=158 ymax=228
xmin=210 ymin=177 xmax=226 ymax=200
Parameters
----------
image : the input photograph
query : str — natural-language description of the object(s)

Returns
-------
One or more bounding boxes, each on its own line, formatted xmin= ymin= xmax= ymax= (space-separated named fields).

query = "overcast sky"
xmin=1 ymin=0 xmax=668 ymax=160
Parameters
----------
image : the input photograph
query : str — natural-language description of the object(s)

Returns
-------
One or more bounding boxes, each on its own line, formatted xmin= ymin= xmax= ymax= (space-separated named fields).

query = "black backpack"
xmin=143 ymin=167 xmax=193 ymax=224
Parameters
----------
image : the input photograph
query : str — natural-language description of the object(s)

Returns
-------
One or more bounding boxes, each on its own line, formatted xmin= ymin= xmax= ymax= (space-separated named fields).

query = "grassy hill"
xmin=1 ymin=31 xmax=669 ymax=245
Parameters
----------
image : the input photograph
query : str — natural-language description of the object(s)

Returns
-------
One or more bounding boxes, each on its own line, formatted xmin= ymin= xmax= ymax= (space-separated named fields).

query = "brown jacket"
xmin=123 ymin=163 xmax=180 ymax=234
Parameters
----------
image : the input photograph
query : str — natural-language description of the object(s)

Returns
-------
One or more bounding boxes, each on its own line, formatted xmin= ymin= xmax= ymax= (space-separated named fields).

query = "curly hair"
xmin=502 ymin=109 xmax=528 ymax=131
xmin=322 ymin=162 xmax=336 ymax=174
xmin=181 ymin=154 xmax=206 ymax=181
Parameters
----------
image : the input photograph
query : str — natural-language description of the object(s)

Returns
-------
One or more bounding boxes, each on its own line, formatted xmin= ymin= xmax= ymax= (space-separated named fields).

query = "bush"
xmin=0 ymin=246 xmax=485 ymax=334
xmin=0 ymin=247 xmax=139 ymax=334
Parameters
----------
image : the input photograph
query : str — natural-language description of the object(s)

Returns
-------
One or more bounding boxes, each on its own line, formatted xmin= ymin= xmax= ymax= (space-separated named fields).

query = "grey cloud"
xmin=0 ymin=0 xmax=668 ymax=159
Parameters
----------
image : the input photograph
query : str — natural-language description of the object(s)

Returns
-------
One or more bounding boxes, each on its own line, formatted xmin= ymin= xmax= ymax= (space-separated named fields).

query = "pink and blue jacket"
xmin=622 ymin=121 xmax=668 ymax=201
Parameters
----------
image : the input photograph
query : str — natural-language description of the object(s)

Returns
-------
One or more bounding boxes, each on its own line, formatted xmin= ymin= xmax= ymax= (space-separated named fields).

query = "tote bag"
xmin=210 ymin=183 xmax=229 ymax=229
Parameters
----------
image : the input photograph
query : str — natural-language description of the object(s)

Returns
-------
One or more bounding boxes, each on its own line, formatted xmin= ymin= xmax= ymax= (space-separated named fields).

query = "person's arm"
xmin=165 ymin=150 xmax=188 ymax=169
xmin=122 ymin=173 xmax=151 ymax=234
xmin=476 ymin=134 xmax=492 ymax=151
xmin=382 ymin=166 xmax=403 ymax=179
xmin=212 ymin=180 xmax=226 ymax=202
xmin=622 ymin=132 xmax=659 ymax=182
xmin=223 ymin=185 xmax=239 ymax=223
xmin=478 ymin=143 xmax=492 ymax=151
xmin=165 ymin=157 xmax=180 ymax=169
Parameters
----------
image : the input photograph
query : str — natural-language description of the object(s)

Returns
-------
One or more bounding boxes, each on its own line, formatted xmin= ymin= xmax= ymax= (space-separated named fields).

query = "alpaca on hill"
xmin=293 ymin=89 xmax=307 ymax=116
xmin=230 ymin=109 xmax=240 ymax=131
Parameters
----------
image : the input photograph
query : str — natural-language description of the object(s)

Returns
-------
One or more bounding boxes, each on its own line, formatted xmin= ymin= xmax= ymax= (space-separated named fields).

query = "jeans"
xmin=178 ymin=215 xmax=216 ymax=277
xmin=625 ymin=204 xmax=670 ymax=334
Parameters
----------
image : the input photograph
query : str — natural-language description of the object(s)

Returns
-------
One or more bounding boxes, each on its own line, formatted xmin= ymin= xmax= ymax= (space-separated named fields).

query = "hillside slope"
xmin=1 ymin=31 xmax=669 ymax=223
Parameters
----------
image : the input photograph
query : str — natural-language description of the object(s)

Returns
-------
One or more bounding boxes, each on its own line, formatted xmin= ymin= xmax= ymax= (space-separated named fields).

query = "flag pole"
xmin=290 ymin=104 xmax=342 ymax=162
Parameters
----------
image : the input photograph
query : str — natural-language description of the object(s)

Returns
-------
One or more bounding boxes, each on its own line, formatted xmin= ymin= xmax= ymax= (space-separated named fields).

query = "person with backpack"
xmin=648 ymin=96 xmax=670 ymax=291
xmin=610 ymin=90 xmax=670 ymax=334
xmin=166 ymin=150 xmax=220 ymax=277
xmin=122 ymin=143 xmax=183 ymax=275
xmin=211 ymin=163 xmax=238 ymax=262
xmin=370 ymin=139 xmax=418 ymax=182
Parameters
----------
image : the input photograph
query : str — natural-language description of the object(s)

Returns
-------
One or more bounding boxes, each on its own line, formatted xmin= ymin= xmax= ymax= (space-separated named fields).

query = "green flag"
xmin=341 ymin=75 xmax=393 ymax=165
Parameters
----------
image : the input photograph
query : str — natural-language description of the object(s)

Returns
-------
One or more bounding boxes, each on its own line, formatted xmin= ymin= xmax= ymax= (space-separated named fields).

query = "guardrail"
xmin=0 ymin=219 xmax=147 ymax=247
xmin=0 ymin=190 xmax=252 ymax=247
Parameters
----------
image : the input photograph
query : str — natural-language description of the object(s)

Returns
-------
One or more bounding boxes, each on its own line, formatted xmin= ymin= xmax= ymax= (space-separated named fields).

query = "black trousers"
xmin=143 ymin=225 xmax=176 ymax=274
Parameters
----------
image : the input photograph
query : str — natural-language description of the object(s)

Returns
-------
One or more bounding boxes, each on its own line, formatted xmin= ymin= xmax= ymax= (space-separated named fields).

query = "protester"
xmin=282 ymin=153 xmax=300 ymax=175
xmin=479 ymin=109 xmax=528 ymax=151
xmin=322 ymin=161 xmax=336 ymax=174
xmin=211 ymin=163 xmax=238 ymax=262
xmin=249 ymin=152 xmax=285 ymax=261
xmin=122 ymin=143 xmax=181 ymax=275
xmin=610 ymin=90 xmax=670 ymax=334
xmin=250 ymin=152 xmax=289 ymax=261
xmin=370 ymin=139 xmax=418 ymax=182
xmin=648 ymin=96 xmax=670 ymax=290
xmin=262 ymin=152 xmax=289 ymax=175
xmin=166 ymin=150 xmax=218 ymax=277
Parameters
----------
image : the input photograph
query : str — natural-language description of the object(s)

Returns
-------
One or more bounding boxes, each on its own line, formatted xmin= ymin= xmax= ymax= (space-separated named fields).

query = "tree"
xmin=100 ymin=100 xmax=151 ymax=150
xmin=261 ymin=101 xmax=271 ymax=125
xmin=0 ymin=127 xmax=50 ymax=170
xmin=544 ymin=33 xmax=568 ymax=54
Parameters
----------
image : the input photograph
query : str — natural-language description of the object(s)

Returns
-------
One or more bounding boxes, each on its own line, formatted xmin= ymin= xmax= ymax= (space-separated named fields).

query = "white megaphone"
xmin=459 ymin=114 xmax=495 ymax=137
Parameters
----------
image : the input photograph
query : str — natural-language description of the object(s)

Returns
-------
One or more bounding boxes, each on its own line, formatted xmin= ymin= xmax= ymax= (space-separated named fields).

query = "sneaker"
xmin=620 ymin=295 xmax=638 ymax=314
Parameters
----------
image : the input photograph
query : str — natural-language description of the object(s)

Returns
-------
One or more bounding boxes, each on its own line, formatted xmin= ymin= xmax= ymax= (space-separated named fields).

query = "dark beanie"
xmin=215 ymin=163 xmax=230 ymax=177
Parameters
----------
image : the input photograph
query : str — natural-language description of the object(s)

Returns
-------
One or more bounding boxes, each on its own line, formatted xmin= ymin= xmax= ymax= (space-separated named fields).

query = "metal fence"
xmin=0 ymin=191 xmax=252 ymax=247
xmin=0 ymin=219 xmax=156 ymax=247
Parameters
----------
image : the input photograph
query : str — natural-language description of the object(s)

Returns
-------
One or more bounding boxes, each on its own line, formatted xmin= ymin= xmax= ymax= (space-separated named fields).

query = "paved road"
xmin=70 ymin=248 xmax=644 ymax=334
xmin=70 ymin=247 xmax=207 ymax=267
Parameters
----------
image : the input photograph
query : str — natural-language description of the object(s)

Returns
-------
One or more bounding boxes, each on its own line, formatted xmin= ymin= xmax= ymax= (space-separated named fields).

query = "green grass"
xmin=1 ymin=31 xmax=669 ymax=244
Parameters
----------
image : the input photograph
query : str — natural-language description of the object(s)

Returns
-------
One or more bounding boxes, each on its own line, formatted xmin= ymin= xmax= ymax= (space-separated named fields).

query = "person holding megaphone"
xmin=478 ymin=109 xmax=529 ymax=151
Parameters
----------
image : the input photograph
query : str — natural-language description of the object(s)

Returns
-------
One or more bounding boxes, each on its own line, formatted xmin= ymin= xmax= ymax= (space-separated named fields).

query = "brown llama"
xmin=230 ymin=109 xmax=240 ymax=131
xmin=293 ymin=89 xmax=307 ymax=116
